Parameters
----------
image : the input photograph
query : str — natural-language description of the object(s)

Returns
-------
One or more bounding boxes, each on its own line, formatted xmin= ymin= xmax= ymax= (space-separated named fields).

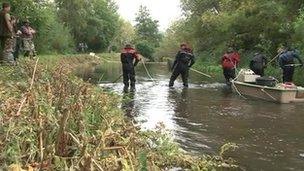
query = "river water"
xmin=92 ymin=63 xmax=304 ymax=171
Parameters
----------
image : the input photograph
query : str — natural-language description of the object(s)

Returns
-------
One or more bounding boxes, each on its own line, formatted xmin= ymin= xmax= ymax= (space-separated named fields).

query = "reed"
xmin=0 ymin=55 xmax=238 ymax=170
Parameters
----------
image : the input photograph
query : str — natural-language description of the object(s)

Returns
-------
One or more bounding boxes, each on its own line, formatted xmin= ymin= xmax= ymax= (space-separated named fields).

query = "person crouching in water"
xmin=169 ymin=43 xmax=195 ymax=88
xmin=250 ymin=52 xmax=267 ymax=76
xmin=121 ymin=44 xmax=140 ymax=92
xmin=221 ymin=48 xmax=240 ymax=85
xmin=278 ymin=47 xmax=303 ymax=84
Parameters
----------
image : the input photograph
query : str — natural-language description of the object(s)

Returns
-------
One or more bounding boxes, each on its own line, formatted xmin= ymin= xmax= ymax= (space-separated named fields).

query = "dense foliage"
xmin=7 ymin=1 xmax=73 ymax=54
xmin=5 ymin=1 xmax=163 ymax=57
xmin=154 ymin=0 xmax=304 ymax=85
xmin=158 ymin=0 xmax=304 ymax=63
xmin=5 ymin=0 xmax=123 ymax=53
xmin=55 ymin=0 xmax=120 ymax=51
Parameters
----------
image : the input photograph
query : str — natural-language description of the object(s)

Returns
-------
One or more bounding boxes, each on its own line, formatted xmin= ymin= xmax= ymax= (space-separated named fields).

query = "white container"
xmin=237 ymin=69 xmax=260 ymax=83
xmin=297 ymin=87 xmax=304 ymax=98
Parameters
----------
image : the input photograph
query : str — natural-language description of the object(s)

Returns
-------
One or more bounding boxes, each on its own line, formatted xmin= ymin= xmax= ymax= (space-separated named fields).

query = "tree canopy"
xmin=158 ymin=0 xmax=304 ymax=63
xmin=5 ymin=0 xmax=126 ymax=53
xmin=135 ymin=5 xmax=162 ymax=60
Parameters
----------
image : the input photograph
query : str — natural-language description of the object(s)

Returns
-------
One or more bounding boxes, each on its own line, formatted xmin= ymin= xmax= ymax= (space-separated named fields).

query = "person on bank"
xmin=278 ymin=47 xmax=303 ymax=84
xmin=21 ymin=19 xmax=36 ymax=57
xmin=169 ymin=43 xmax=195 ymax=88
xmin=221 ymin=48 xmax=240 ymax=84
xmin=0 ymin=2 xmax=15 ymax=65
xmin=11 ymin=16 xmax=22 ymax=62
xmin=250 ymin=52 xmax=267 ymax=76
xmin=121 ymin=44 xmax=141 ymax=92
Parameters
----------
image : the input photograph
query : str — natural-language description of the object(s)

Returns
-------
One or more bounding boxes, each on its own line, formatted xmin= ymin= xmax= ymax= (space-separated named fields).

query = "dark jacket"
xmin=172 ymin=50 xmax=195 ymax=71
xmin=250 ymin=53 xmax=267 ymax=70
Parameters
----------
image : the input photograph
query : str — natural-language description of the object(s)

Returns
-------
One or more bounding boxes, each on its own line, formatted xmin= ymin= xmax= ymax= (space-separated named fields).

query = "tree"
xmin=136 ymin=41 xmax=155 ymax=60
xmin=108 ymin=19 xmax=136 ymax=52
xmin=293 ymin=9 xmax=304 ymax=51
xmin=154 ymin=20 xmax=187 ymax=59
xmin=135 ymin=5 xmax=162 ymax=60
xmin=169 ymin=1 xmax=303 ymax=55
xmin=55 ymin=0 xmax=120 ymax=51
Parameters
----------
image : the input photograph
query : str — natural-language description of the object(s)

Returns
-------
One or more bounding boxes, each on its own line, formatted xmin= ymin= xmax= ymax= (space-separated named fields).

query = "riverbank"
xmin=0 ymin=55 xmax=237 ymax=170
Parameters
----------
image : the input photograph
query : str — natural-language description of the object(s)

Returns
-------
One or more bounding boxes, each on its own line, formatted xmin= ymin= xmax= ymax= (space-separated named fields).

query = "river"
xmin=90 ymin=62 xmax=304 ymax=171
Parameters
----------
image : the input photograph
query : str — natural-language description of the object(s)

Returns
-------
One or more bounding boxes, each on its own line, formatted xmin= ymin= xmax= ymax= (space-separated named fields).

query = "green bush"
xmin=136 ymin=41 xmax=155 ymax=60
xmin=36 ymin=7 xmax=74 ymax=54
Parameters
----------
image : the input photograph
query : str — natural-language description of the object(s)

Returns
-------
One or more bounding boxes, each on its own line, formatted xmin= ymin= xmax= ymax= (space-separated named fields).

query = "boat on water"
xmin=231 ymin=69 xmax=304 ymax=103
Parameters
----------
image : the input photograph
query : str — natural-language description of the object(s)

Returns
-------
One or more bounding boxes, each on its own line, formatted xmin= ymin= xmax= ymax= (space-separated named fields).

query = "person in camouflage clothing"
xmin=0 ymin=2 xmax=15 ymax=65
xmin=21 ymin=19 xmax=36 ymax=58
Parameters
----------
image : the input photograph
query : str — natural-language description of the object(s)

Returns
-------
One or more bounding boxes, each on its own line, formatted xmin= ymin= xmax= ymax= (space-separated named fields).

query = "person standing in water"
xmin=278 ymin=47 xmax=303 ymax=84
xmin=221 ymin=47 xmax=240 ymax=84
xmin=120 ymin=44 xmax=141 ymax=92
xmin=169 ymin=43 xmax=195 ymax=88
xmin=250 ymin=52 xmax=268 ymax=76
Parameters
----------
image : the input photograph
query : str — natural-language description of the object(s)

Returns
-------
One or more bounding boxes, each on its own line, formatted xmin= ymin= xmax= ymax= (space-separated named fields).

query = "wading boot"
xmin=169 ymin=80 xmax=174 ymax=87
xmin=130 ymin=83 xmax=136 ymax=92
xmin=123 ymin=86 xmax=129 ymax=93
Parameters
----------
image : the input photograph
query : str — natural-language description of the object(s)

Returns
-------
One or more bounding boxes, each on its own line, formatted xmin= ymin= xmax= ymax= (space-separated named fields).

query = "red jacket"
xmin=221 ymin=52 xmax=240 ymax=69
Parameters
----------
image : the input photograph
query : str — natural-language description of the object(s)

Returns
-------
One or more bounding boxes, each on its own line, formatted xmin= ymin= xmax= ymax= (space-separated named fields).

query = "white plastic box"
xmin=237 ymin=69 xmax=260 ymax=83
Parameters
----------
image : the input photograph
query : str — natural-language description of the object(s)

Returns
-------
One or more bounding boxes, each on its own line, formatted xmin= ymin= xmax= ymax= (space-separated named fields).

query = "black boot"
xmin=123 ymin=86 xmax=129 ymax=93
xmin=130 ymin=83 xmax=136 ymax=92
xmin=169 ymin=80 xmax=174 ymax=87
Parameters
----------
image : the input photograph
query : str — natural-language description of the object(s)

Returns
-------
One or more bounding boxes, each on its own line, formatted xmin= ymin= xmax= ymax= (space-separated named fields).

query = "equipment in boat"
xmin=232 ymin=69 xmax=304 ymax=103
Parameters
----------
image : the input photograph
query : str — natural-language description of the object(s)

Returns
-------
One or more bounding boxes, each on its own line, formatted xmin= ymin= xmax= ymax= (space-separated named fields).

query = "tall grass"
xmin=0 ymin=55 xmax=238 ymax=170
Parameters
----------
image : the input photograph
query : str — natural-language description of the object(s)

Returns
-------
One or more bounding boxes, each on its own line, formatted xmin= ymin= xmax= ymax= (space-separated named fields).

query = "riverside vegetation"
xmin=0 ymin=55 xmax=238 ymax=170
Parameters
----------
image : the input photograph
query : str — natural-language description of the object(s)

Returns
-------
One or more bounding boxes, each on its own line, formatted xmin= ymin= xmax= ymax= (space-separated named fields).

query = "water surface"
xmin=93 ymin=63 xmax=304 ymax=171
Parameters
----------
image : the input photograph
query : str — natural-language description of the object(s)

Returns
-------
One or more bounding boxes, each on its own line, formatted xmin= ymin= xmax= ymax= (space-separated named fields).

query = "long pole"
xmin=266 ymin=54 xmax=280 ymax=66
xmin=141 ymin=59 xmax=156 ymax=83
xmin=190 ymin=68 xmax=212 ymax=78
xmin=285 ymin=64 xmax=303 ymax=67
xmin=112 ymin=74 xmax=123 ymax=83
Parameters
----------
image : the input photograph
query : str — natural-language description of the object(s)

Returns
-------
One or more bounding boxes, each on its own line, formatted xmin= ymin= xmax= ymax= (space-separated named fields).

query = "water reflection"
xmin=121 ymin=92 xmax=136 ymax=118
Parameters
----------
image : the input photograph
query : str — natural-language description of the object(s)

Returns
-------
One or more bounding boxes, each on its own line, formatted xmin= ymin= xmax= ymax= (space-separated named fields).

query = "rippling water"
xmin=92 ymin=63 xmax=304 ymax=171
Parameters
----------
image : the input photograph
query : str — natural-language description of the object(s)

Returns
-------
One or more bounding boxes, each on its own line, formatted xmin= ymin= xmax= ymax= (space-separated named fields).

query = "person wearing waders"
xmin=278 ymin=48 xmax=303 ymax=84
xmin=221 ymin=48 xmax=240 ymax=85
xmin=169 ymin=43 xmax=195 ymax=88
xmin=121 ymin=44 xmax=140 ymax=92
xmin=250 ymin=52 xmax=267 ymax=76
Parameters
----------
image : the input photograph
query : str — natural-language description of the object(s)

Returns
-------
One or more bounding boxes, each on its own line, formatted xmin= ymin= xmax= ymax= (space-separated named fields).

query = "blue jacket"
xmin=278 ymin=50 xmax=303 ymax=68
